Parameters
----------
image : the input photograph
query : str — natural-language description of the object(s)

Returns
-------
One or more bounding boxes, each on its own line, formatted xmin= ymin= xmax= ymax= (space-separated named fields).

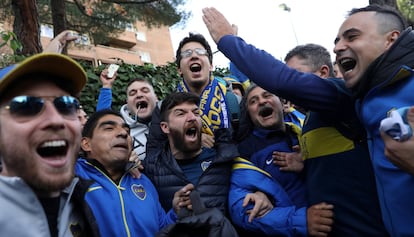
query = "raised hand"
xmin=202 ymin=7 xmax=235 ymax=44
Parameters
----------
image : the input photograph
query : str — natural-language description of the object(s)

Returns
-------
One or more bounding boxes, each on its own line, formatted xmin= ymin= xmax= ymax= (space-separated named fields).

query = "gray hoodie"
xmin=120 ymin=104 xmax=150 ymax=160
xmin=0 ymin=176 xmax=91 ymax=237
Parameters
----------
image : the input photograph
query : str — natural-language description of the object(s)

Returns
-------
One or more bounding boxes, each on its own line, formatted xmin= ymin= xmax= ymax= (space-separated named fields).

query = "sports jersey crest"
xmin=131 ymin=184 xmax=146 ymax=200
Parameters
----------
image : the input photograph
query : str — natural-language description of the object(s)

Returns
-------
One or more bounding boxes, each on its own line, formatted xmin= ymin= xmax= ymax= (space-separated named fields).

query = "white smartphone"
xmin=107 ymin=64 xmax=120 ymax=78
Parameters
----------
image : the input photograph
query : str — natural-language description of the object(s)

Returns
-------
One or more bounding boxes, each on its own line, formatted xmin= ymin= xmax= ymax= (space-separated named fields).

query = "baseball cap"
xmin=0 ymin=53 xmax=87 ymax=97
xmin=224 ymin=76 xmax=246 ymax=96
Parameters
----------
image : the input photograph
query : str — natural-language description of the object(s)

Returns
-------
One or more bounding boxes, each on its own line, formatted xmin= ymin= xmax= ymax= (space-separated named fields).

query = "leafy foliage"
xmin=78 ymin=60 xmax=230 ymax=116
xmin=78 ymin=60 xmax=178 ymax=115
xmin=397 ymin=0 xmax=414 ymax=26
xmin=0 ymin=31 xmax=24 ymax=67
xmin=35 ymin=0 xmax=190 ymax=45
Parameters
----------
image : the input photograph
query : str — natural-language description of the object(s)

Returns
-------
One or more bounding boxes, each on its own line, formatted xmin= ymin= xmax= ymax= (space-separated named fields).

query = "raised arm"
xmin=202 ymin=7 xmax=354 ymax=120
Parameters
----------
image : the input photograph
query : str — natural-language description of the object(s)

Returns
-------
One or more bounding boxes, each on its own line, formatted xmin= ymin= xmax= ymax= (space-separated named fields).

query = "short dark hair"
xmin=175 ymin=33 xmax=213 ymax=68
xmin=126 ymin=77 xmax=154 ymax=92
xmin=284 ymin=43 xmax=335 ymax=77
xmin=160 ymin=92 xmax=200 ymax=122
xmin=349 ymin=4 xmax=407 ymax=33
xmin=82 ymin=109 xmax=124 ymax=138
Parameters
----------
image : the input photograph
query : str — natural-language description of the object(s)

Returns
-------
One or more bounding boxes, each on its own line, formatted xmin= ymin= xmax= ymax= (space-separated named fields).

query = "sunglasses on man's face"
xmin=180 ymin=48 xmax=209 ymax=59
xmin=3 ymin=95 xmax=80 ymax=122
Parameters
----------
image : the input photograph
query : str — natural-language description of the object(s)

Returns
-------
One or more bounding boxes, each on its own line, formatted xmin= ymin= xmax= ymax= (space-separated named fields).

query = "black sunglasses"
xmin=4 ymin=95 xmax=80 ymax=121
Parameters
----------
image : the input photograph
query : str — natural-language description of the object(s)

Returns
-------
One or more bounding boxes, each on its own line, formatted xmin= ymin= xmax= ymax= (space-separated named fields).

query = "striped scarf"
xmin=177 ymin=76 xmax=229 ymax=135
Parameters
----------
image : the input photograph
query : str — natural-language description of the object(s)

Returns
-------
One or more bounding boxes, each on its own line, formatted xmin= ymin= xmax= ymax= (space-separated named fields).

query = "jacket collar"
xmin=353 ymin=27 xmax=414 ymax=99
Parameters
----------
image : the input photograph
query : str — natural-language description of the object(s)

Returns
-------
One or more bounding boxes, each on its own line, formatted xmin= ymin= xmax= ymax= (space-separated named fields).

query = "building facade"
xmin=41 ymin=21 xmax=175 ymax=66
xmin=1 ymin=19 xmax=175 ymax=67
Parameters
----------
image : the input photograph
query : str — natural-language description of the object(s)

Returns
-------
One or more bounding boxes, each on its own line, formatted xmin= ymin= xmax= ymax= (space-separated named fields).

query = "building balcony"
xmin=107 ymin=30 xmax=137 ymax=49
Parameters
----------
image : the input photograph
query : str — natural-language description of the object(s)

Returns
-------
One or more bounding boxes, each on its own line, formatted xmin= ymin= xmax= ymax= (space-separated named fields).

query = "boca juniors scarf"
xmin=177 ymin=76 xmax=229 ymax=135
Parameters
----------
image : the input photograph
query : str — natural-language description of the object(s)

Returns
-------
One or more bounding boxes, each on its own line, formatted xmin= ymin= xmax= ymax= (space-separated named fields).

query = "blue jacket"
xmin=75 ymin=158 xmax=176 ymax=237
xmin=230 ymin=158 xmax=307 ymax=237
xmin=217 ymin=35 xmax=389 ymax=236
xmin=96 ymin=88 xmax=112 ymax=111
xmin=232 ymin=126 xmax=307 ymax=236
xmin=353 ymin=28 xmax=414 ymax=237
xmin=238 ymin=126 xmax=306 ymax=206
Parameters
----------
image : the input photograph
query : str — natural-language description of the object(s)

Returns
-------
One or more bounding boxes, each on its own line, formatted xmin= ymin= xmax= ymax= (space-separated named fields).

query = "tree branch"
xmin=102 ymin=0 xmax=159 ymax=4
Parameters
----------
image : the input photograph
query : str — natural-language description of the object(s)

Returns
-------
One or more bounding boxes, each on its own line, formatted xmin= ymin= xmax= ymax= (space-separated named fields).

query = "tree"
xmin=397 ymin=0 xmax=414 ymax=26
xmin=0 ymin=0 xmax=190 ymax=55
xmin=10 ymin=0 xmax=42 ymax=55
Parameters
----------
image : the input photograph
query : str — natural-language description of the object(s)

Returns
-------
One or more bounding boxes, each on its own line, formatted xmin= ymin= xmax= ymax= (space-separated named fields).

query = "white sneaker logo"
xmin=266 ymin=158 xmax=273 ymax=165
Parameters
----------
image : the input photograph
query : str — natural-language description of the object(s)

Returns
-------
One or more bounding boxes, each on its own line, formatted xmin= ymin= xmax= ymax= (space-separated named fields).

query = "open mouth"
xmin=190 ymin=63 xmax=202 ymax=72
xmin=258 ymin=106 xmax=273 ymax=117
xmin=185 ymin=127 xmax=198 ymax=138
xmin=338 ymin=58 xmax=356 ymax=73
xmin=37 ymin=140 xmax=68 ymax=157
xmin=136 ymin=101 xmax=148 ymax=109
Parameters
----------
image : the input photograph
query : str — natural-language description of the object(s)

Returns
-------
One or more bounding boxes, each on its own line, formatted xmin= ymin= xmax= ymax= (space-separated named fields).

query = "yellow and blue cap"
xmin=0 ymin=53 xmax=87 ymax=97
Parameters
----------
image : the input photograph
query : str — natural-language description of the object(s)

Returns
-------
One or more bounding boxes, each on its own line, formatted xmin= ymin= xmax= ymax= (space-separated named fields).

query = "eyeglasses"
xmin=3 ymin=95 xmax=80 ymax=121
xmin=180 ymin=48 xmax=209 ymax=58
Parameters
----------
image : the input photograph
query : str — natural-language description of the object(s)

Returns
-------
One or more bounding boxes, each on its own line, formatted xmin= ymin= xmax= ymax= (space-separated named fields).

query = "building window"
xmin=40 ymin=24 xmax=54 ymax=38
xmin=139 ymin=51 xmax=151 ymax=63
xmin=135 ymin=31 xmax=146 ymax=42
xmin=40 ymin=25 xmax=89 ymax=45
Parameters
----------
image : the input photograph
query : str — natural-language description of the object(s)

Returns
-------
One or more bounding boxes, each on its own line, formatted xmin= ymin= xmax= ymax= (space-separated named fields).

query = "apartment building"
xmin=1 ymin=19 xmax=176 ymax=66
xmin=42 ymin=21 xmax=175 ymax=66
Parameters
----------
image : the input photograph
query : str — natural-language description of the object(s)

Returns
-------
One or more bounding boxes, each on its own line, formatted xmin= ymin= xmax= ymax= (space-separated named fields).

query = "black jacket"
xmin=143 ymin=128 xmax=238 ymax=215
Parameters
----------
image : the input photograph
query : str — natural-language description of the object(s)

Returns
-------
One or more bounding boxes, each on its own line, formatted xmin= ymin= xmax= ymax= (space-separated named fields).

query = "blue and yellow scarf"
xmin=177 ymin=76 xmax=229 ymax=135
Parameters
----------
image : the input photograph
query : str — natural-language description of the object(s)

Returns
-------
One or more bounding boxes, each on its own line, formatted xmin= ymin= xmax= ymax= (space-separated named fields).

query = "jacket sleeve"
xmin=159 ymin=207 xmax=177 ymax=229
xmin=146 ymin=103 xmax=168 ymax=157
xmin=218 ymin=35 xmax=354 ymax=120
xmin=229 ymin=165 xmax=307 ymax=237
xmin=96 ymin=88 xmax=112 ymax=111
xmin=230 ymin=61 xmax=249 ymax=83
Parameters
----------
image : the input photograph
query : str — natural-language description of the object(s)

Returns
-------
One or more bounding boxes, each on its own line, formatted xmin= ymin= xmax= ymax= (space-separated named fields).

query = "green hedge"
xmin=78 ymin=60 xmax=229 ymax=115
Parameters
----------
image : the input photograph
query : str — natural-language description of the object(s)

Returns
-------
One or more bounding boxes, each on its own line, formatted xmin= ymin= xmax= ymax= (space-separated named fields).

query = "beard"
xmin=0 ymin=146 xmax=76 ymax=195
xmin=169 ymin=127 xmax=202 ymax=154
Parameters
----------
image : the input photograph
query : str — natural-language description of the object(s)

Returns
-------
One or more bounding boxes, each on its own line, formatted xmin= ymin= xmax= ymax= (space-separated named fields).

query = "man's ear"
xmin=385 ymin=30 xmax=400 ymax=50
xmin=160 ymin=121 xmax=170 ymax=134
xmin=209 ymin=63 xmax=214 ymax=72
xmin=80 ymin=137 xmax=92 ymax=153
xmin=317 ymin=65 xmax=330 ymax=79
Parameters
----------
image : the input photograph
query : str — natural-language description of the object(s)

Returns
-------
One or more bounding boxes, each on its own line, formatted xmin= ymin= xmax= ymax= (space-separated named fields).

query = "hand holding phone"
xmin=107 ymin=64 xmax=119 ymax=78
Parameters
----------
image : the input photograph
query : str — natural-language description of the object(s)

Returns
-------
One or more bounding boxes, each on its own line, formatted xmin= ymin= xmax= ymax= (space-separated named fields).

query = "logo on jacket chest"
xmin=201 ymin=160 xmax=212 ymax=171
xmin=131 ymin=184 xmax=146 ymax=200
